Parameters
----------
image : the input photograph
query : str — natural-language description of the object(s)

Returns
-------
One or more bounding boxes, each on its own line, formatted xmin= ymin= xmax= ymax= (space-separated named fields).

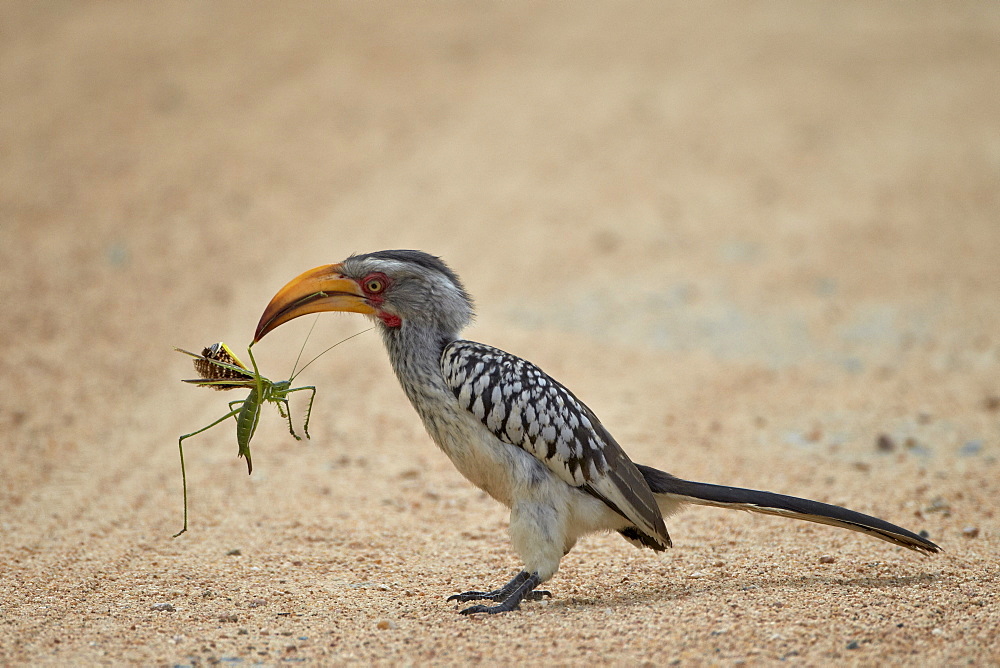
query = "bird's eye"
xmin=363 ymin=275 xmax=386 ymax=294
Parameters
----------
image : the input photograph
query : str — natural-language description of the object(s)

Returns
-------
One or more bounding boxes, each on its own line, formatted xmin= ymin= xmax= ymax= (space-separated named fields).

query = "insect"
xmin=172 ymin=325 xmax=370 ymax=537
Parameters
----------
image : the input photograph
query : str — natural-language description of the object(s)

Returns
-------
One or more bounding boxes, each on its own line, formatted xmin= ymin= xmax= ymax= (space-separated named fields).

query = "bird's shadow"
xmin=545 ymin=571 xmax=941 ymax=613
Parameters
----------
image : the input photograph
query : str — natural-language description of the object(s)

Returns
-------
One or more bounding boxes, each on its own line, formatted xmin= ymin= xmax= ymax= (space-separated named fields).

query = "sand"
xmin=2 ymin=2 xmax=998 ymax=665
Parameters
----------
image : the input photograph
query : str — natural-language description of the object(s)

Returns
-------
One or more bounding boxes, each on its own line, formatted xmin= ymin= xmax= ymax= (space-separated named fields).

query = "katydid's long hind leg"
xmin=173 ymin=406 xmax=243 ymax=538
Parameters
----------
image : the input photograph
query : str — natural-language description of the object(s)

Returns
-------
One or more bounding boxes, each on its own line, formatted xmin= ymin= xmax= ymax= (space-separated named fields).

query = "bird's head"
xmin=254 ymin=250 xmax=474 ymax=342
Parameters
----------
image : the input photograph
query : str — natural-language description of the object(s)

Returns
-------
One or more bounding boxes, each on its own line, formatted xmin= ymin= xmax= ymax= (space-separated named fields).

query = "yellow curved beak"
xmin=253 ymin=264 xmax=375 ymax=342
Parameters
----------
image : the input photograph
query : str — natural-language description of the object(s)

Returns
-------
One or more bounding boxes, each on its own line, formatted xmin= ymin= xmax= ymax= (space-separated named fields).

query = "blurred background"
xmin=1 ymin=2 xmax=998 ymax=664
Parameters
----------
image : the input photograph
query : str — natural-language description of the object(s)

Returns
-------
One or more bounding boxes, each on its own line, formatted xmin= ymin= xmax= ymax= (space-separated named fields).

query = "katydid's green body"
xmin=235 ymin=385 xmax=263 ymax=469
xmin=173 ymin=343 xmax=316 ymax=537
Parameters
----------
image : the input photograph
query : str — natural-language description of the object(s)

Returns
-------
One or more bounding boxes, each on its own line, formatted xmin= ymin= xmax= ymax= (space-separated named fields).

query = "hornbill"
xmin=253 ymin=250 xmax=939 ymax=615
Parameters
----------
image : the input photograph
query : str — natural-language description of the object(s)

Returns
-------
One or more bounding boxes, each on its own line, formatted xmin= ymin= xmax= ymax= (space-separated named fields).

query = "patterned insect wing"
xmin=190 ymin=342 xmax=255 ymax=390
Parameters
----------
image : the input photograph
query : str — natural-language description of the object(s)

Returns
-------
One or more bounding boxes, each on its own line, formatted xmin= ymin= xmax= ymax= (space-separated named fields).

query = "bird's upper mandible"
xmin=255 ymin=250 xmax=474 ymax=341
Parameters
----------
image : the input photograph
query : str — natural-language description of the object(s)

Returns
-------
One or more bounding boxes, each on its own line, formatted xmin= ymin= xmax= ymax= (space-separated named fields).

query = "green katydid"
xmin=172 ymin=324 xmax=370 ymax=537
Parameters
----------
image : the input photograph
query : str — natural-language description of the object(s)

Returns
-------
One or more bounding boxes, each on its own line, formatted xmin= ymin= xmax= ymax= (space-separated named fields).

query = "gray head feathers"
xmin=342 ymin=250 xmax=475 ymax=336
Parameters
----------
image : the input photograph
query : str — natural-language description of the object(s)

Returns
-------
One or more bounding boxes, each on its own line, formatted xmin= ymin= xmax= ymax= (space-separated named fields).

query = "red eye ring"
xmin=362 ymin=273 xmax=389 ymax=295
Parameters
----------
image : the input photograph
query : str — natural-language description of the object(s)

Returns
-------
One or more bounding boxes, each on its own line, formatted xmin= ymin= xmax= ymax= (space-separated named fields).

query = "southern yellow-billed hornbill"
xmin=254 ymin=250 xmax=939 ymax=615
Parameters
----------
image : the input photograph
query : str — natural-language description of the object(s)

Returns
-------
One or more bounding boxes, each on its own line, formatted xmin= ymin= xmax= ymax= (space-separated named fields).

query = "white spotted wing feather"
xmin=440 ymin=340 xmax=670 ymax=549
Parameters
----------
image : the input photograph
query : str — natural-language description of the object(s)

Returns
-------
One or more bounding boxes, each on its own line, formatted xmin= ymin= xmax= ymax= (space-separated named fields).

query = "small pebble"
xmin=876 ymin=434 xmax=895 ymax=452
xmin=106 ymin=243 xmax=129 ymax=267
xmin=219 ymin=614 xmax=239 ymax=623
xmin=150 ymin=603 xmax=175 ymax=612
xmin=962 ymin=526 xmax=980 ymax=539
xmin=819 ymin=555 xmax=836 ymax=564
xmin=959 ymin=441 xmax=983 ymax=457
xmin=376 ymin=620 xmax=398 ymax=630
xmin=846 ymin=641 xmax=860 ymax=650
xmin=925 ymin=497 xmax=951 ymax=515
xmin=226 ymin=549 xmax=242 ymax=556
xmin=249 ymin=598 xmax=267 ymax=608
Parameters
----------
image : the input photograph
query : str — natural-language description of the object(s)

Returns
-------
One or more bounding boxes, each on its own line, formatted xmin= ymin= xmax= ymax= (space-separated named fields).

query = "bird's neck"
xmin=380 ymin=320 xmax=457 ymax=405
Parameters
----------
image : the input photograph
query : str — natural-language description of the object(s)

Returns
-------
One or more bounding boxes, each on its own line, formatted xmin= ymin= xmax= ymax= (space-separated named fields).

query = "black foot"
xmin=448 ymin=589 xmax=552 ymax=603
xmin=447 ymin=570 xmax=533 ymax=602
xmin=448 ymin=571 xmax=550 ymax=614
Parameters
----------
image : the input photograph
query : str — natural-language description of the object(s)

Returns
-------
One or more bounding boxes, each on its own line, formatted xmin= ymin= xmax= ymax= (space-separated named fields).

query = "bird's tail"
xmin=637 ymin=464 xmax=940 ymax=555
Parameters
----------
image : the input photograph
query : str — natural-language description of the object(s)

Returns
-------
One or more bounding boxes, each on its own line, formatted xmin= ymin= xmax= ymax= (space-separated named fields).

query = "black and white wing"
xmin=440 ymin=340 xmax=670 ymax=550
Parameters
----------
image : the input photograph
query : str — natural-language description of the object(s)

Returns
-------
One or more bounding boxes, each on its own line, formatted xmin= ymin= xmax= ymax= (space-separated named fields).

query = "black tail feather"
xmin=637 ymin=465 xmax=940 ymax=555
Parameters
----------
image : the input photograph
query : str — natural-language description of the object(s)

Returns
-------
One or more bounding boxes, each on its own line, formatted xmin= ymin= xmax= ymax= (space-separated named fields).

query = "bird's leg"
xmin=448 ymin=571 xmax=551 ymax=614
xmin=447 ymin=570 xmax=530 ymax=602
xmin=456 ymin=571 xmax=552 ymax=615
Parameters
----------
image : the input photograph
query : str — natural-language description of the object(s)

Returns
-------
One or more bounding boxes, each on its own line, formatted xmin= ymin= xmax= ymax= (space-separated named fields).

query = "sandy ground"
xmin=2 ymin=2 xmax=999 ymax=665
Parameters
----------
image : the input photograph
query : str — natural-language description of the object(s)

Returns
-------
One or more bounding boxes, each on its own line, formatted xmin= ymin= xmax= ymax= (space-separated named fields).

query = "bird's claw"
xmin=448 ymin=588 xmax=551 ymax=603
xmin=448 ymin=571 xmax=549 ymax=614
xmin=459 ymin=602 xmax=514 ymax=615
xmin=447 ymin=590 xmax=500 ymax=603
